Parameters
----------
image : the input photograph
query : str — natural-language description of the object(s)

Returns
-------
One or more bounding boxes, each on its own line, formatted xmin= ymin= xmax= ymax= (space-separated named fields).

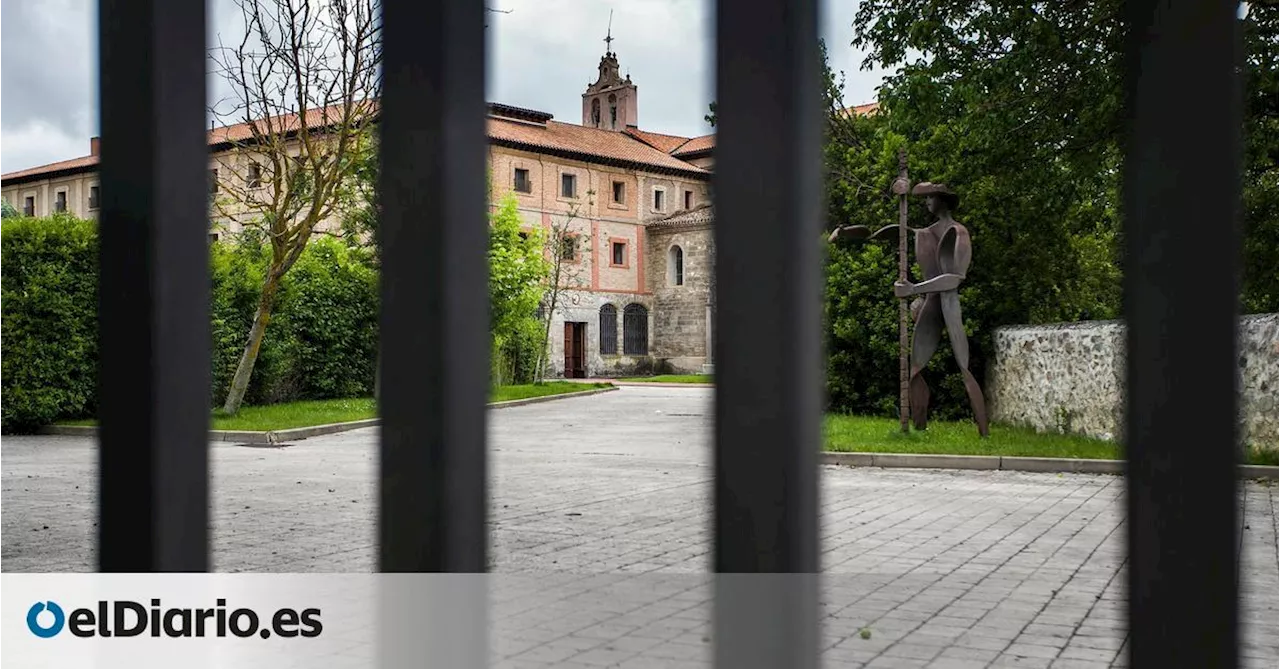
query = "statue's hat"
xmin=911 ymin=182 xmax=959 ymax=208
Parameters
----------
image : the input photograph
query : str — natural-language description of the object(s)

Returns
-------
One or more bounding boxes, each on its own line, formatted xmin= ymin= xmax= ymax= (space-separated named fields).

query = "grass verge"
xmin=618 ymin=374 xmax=713 ymax=384
xmin=58 ymin=382 xmax=612 ymax=432
xmin=825 ymin=414 xmax=1120 ymax=459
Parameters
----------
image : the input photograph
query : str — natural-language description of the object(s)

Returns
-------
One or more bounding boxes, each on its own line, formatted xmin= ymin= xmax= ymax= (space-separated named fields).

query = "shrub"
xmin=1 ymin=215 xmax=99 ymax=432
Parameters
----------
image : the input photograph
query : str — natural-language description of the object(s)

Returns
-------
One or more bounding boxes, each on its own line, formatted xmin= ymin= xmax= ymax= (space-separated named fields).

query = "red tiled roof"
xmin=0 ymin=155 xmax=100 ymax=182
xmin=489 ymin=118 xmax=707 ymax=176
xmin=2 ymin=101 xmax=712 ymax=183
xmin=672 ymin=133 xmax=715 ymax=157
xmin=623 ymin=127 xmax=691 ymax=154
xmin=840 ymin=102 xmax=880 ymax=117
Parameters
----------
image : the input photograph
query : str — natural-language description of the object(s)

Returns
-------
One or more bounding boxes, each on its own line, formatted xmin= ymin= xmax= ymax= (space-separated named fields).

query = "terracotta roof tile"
xmin=672 ymin=133 xmax=715 ymax=157
xmin=647 ymin=202 xmax=714 ymax=228
xmin=3 ymin=101 xmax=711 ymax=183
xmin=488 ymin=119 xmax=708 ymax=175
xmin=624 ymin=127 xmax=691 ymax=154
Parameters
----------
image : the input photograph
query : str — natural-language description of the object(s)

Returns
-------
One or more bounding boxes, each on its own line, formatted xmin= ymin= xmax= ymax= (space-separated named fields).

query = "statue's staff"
xmin=891 ymin=149 xmax=911 ymax=434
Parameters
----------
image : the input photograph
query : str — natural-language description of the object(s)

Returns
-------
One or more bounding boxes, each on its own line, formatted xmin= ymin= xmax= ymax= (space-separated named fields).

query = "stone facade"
xmin=988 ymin=314 xmax=1279 ymax=450
xmin=645 ymin=204 xmax=715 ymax=374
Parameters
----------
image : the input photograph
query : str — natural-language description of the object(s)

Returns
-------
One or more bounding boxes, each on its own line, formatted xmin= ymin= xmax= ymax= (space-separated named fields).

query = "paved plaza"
xmin=2 ymin=386 xmax=1276 ymax=668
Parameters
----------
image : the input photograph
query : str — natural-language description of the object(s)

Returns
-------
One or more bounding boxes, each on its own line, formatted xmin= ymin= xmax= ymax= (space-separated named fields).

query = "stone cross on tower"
xmin=581 ymin=11 xmax=638 ymax=131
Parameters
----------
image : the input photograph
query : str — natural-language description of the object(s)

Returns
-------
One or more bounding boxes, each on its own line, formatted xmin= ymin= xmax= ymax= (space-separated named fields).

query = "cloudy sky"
xmin=1 ymin=0 xmax=888 ymax=174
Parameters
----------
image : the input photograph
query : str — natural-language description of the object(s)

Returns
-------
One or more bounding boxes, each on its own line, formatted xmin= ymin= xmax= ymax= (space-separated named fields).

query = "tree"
xmin=489 ymin=196 xmax=550 ymax=385
xmin=208 ymin=0 xmax=381 ymax=413
xmin=532 ymin=195 xmax=594 ymax=381
xmin=1 ymin=200 xmax=20 ymax=219
xmin=704 ymin=101 xmax=717 ymax=128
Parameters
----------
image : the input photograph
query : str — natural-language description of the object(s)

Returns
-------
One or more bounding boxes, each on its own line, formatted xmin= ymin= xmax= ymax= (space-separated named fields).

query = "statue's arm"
xmin=828 ymin=224 xmax=903 ymax=244
xmin=899 ymin=227 xmax=972 ymax=296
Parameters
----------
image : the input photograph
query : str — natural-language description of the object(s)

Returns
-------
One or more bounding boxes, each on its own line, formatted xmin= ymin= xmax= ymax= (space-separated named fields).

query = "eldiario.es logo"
xmin=27 ymin=599 xmax=322 ymax=639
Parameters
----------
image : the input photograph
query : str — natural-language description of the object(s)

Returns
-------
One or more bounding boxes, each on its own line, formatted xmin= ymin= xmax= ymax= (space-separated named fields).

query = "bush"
xmin=3 ymin=221 xmax=379 ymax=433
xmin=1 ymin=215 xmax=99 ymax=432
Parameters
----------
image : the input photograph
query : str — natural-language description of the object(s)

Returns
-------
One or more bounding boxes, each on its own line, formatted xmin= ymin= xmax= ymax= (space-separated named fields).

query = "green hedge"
xmin=1 ymin=215 xmax=99 ymax=432
xmin=2 ymin=217 xmax=378 ymax=432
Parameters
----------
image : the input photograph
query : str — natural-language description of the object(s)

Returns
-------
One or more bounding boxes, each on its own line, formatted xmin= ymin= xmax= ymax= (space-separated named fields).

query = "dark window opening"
xmin=518 ymin=231 xmax=530 ymax=241
xmin=612 ymin=181 xmax=625 ymax=204
xmin=88 ymin=186 xmax=100 ymax=210
xmin=561 ymin=173 xmax=576 ymax=198
xmin=55 ymin=191 xmax=67 ymax=213
xmin=599 ymin=304 xmax=618 ymax=355
xmin=514 ymin=168 xmax=532 ymax=193
xmin=248 ymin=162 xmax=262 ymax=188
xmin=684 ymin=190 xmax=693 ymax=209
xmin=612 ymin=242 xmax=626 ymax=266
xmin=623 ymin=304 xmax=649 ymax=355
xmin=559 ymin=235 xmax=576 ymax=261
xmin=654 ymin=189 xmax=665 ymax=211
xmin=23 ymin=196 xmax=34 ymax=217
xmin=591 ymin=99 xmax=601 ymax=127
xmin=669 ymin=246 xmax=684 ymax=286
xmin=210 ymin=169 xmax=219 ymax=194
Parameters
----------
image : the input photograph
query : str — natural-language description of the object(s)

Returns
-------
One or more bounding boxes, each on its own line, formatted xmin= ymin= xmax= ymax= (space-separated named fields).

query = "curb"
xmin=39 ymin=385 xmax=620 ymax=445
xmin=822 ymin=452 xmax=1276 ymax=479
xmin=610 ymin=381 xmax=714 ymax=388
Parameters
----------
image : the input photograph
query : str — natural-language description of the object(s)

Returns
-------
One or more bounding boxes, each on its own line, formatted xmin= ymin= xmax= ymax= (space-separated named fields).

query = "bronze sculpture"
xmin=828 ymin=182 xmax=990 ymax=437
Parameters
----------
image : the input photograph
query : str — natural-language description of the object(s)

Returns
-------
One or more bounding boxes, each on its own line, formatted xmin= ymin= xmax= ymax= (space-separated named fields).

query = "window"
xmin=23 ymin=196 xmax=35 ymax=217
xmin=609 ymin=94 xmax=617 ymax=129
xmin=208 ymin=233 xmax=220 ymax=243
xmin=55 ymin=191 xmax=68 ymax=213
xmin=623 ymin=304 xmax=649 ymax=355
xmin=591 ymin=99 xmax=601 ymax=127
xmin=518 ymin=231 xmax=530 ymax=242
xmin=514 ymin=168 xmax=531 ymax=193
xmin=209 ymin=169 xmax=219 ymax=194
xmin=612 ymin=181 xmax=625 ymax=204
xmin=559 ymin=235 xmax=577 ymax=261
xmin=611 ymin=241 xmax=627 ymax=267
xmin=653 ymin=189 xmax=665 ymax=212
xmin=88 ymin=186 xmax=100 ymax=210
xmin=599 ymin=304 xmax=618 ymax=355
xmin=684 ymin=190 xmax=694 ymax=210
xmin=669 ymin=245 xmax=684 ymax=286
xmin=248 ymin=162 xmax=262 ymax=188
xmin=561 ymin=173 xmax=576 ymax=198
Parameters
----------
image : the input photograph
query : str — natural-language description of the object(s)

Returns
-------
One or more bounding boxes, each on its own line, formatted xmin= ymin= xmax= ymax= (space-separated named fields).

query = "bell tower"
xmin=582 ymin=18 xmax=637 ymax=131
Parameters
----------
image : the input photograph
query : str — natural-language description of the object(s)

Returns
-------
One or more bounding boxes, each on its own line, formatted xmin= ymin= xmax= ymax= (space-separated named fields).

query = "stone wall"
xmin=988 ymin=314 xmax=1279 ymax=449
xmin=543 ymin=289 xmax=654 ymax=378
xmin=646 ymin=225 xmax=714 ymax=373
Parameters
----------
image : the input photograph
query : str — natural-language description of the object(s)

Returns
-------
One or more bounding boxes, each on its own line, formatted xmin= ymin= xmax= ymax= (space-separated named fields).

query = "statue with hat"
xmin=828 ymin=180 xmax=990 ymax=437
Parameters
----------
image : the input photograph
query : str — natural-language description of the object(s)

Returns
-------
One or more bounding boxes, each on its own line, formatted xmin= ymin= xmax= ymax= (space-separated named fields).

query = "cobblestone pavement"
xmin=3 ymin=386 xmax=1276 ymax=668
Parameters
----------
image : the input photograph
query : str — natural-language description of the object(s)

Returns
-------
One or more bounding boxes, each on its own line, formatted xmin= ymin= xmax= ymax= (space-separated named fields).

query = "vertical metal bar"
xmin=713 ymin=0 xmax=821 ymax=666
xmin=97 ymin=0 xmax=210 ymax=572
xmin=378 ymin=0 xmax=488 ymax=573
xmin=1123 ymin=2 xmax=1242 ymax=667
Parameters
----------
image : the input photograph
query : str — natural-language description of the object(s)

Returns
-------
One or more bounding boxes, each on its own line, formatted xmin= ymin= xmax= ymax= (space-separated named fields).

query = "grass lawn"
xmin=618 ymin=374 xmax=713 ymax=384
xmin=58 ymin=382 xmax=611 ymax=432
xmin=825 ymin=414 xmax=1119 ymax=460
xmin=490 ymin=381 xmax=612 ymax=403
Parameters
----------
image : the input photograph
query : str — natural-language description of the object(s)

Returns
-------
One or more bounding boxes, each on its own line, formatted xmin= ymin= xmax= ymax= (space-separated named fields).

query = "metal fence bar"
xmin=97 ymin=0 xmax=211 ymax=572
xmin=1123 ymin=1 xmax=1242 ymax=666
xmin=378 ymin=0 xmax=488 ymax=573
xmin=713 ymin=0 xmax=822 ymax=666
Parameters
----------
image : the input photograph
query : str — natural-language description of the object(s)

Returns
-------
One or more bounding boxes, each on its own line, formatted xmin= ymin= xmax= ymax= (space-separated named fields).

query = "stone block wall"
xmin=646 ymin=226 xmax=713 ymax=373
xmin=988 ymin=314 xmax=1278 ymax=449
xmin=543 ymin=289 xmax=654 ymax=378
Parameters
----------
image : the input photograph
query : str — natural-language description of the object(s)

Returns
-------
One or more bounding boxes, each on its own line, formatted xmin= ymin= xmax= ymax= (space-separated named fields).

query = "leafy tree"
xmin=489 ymin=195 xmax=550 ymax=385
xmin=1 ymin=200 xmax=20 ymax=219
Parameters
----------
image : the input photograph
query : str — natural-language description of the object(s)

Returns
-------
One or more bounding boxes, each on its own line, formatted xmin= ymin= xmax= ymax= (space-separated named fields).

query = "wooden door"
xmin=563 ymin=322 xmax=586 ymax=378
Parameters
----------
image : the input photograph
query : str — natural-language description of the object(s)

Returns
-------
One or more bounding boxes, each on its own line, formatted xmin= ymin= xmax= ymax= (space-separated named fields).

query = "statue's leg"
xmin=940 ymin=291 xmax=990 ymax=437
xmin=910 ymin=295 xmax=943 ymax=431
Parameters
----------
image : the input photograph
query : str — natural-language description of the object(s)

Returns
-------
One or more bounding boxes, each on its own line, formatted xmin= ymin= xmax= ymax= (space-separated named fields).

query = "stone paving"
xmin=2 ymin=386 xmax=1277 ymax=668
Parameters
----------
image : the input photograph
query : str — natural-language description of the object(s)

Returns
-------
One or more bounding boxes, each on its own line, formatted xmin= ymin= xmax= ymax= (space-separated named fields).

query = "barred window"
xmin=599 ymin=304 xmax=618 ymax=355
xmin=623 ymin=304 xmax=648 ymax=355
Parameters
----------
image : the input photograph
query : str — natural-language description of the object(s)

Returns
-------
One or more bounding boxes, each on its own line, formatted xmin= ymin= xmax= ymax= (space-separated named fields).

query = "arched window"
xmin=608 ymin=94 xmax=617 ymax=129
xmin=591 ymin=99 xmax=601 ymax=127
xmin=599 ymin=304 xmax=618 ymax=355
xmin=668 ymin=245 xmax=684 ymax=286
xmin=623 ymin=304 xmax=649 ymax=355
